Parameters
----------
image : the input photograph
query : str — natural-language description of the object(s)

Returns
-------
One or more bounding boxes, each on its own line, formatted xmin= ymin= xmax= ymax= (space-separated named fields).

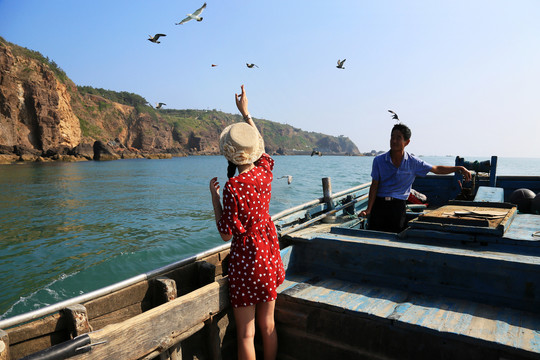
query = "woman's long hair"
xmin=227 ymin=160 xmax=237 ymax=178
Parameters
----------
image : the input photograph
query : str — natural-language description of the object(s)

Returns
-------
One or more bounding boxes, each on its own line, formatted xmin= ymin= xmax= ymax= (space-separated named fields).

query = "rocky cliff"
xmin=0 ymin=39 xmax=82 ymax=162
xmin=0 ymin=38 xmax=360 ymax=164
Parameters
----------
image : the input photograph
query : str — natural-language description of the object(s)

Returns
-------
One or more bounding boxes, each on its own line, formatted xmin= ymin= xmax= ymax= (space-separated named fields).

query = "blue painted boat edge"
xmin=277 ymin=274 xmax=540 ymax=356
xmin=281 ymin=233 xmax=540 ymax=313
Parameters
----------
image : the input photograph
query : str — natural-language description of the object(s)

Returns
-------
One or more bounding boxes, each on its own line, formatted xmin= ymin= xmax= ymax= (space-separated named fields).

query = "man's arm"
xmin=359 ymin=179 xmax=379 ymax=217
xmin=431 ymin=165 xmax=472 ymax=181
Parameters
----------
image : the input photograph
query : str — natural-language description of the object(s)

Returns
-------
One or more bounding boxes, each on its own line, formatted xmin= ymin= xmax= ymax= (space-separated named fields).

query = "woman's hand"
xmin=235 ymin=85 xmax=249 ymax=118
xmin=209 ymin=177 xmax=221 ymax=200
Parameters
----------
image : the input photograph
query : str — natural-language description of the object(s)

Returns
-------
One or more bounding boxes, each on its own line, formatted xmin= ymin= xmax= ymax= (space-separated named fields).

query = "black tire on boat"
xmin=509 ymin=188 xmax=536 ymax=213
xmin=531 ymin=192 xmax=540 ymax=215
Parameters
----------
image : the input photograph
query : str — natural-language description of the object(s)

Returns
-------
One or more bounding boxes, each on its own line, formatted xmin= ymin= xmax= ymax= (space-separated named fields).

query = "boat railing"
xmin=278 ymin=193 xmax=369 ymax=236
xmin=271 ymin=181 xmax=370 ymax=222
xmin=0 ymin=243 xmax=231 ymax=330
xmin=272 ymin=180 xmax=371 ymax=235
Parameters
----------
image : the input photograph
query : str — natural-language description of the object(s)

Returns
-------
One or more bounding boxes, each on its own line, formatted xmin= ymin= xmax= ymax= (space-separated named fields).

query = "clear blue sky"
xmin=1 ymin=0 xmax=539 ymax=157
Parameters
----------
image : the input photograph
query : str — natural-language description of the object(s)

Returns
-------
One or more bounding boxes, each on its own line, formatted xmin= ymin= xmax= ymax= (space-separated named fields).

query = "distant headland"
xmin=0 ymin=37 xmax=367 ymax=164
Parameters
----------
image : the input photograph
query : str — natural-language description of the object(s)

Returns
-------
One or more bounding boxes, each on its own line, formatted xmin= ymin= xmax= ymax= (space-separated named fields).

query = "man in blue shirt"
xmin=359 ymin=123 xmax=471 ymax=232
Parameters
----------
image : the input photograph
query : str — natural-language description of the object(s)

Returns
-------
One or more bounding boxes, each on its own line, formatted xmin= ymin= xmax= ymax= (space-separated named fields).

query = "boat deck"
xmin=277 ymin=272 xmax=540 ymax=359
xmin=276 ymin=226 xmax=540 ymax=360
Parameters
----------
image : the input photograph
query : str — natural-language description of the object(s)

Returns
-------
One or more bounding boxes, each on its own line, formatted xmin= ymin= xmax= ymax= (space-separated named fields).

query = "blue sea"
xmin=1 ymin=155 xmax=539 ymax=319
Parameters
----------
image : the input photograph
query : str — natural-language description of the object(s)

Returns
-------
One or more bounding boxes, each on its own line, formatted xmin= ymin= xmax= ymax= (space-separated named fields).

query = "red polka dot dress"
xmin=218 ymin=153 xmax=285 ymax=308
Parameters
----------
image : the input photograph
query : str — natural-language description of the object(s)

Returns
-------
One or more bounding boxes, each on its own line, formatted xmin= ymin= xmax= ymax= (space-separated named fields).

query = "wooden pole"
xmin=322 ymin=177 xmax=335 ymax=223
xmin=322 ymin=177 xmax=334 ymax=210
xmin=0 ymin=330 xmax=9 ymax=360
xmin=490 ymin=156 xmax=498 ymax=187
xmin=154 ymin=277 xmax=178 ymax=305
xmin=154 ymin=277 xmax=180 ymax=360
xmin=64 ymin=304 xmax=92 ymax=338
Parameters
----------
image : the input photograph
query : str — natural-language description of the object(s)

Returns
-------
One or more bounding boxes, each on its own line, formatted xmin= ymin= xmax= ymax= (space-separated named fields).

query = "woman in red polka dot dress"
xmin=209 ymin=85 xmax=285 ymax=360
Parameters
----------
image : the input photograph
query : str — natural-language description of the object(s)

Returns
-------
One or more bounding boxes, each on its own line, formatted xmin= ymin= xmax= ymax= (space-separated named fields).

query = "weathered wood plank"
xmin=286 ymin=235 xmax=540 ymax=313
xmin=0 ymin=330 xmax=9 ymax=360
xmin=276 ymin=291 xmax=539 ymax=360
xmin=160 ymin=262 xmax=201 ymax=297
xmin=278 ymin=275 xmax=540 ymax=357
xmin=71 ymin=278 xmax=229 ymax=360
xmin=154 ymin=276 xmax=179 ymax=359
xmin=5 ymin=312 xmax=64 ymax=345
xmin=64 ymin=304 xmax=92 ymax=338
xmin=139 ymin=322 xmax=205 ymax=360
xmin=204 ymin=310 xmax=233 ymax=360
xmin=84 ymin=280 xmax=151 ymax=320
xmin=153 ymin=277 xmax=177 ymax=306
xmin=7 ymin=331 xmax=68 ymax=360
xmin=168 ymin=343 xmax=181 ymax=360
xmin=89 ymin=301 xmax=148 ymax=331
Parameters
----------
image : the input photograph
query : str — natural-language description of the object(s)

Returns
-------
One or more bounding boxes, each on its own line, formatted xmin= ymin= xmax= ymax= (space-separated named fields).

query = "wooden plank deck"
xmin=277 ymin=274 xmax=540 ymax=359
xmin=276 ymin=227 xmax=540 ymax=359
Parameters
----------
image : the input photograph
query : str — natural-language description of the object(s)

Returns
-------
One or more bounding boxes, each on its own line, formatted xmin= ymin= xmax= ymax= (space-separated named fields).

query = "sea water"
xmin=1 ymin=155 xmax=539 ymax=318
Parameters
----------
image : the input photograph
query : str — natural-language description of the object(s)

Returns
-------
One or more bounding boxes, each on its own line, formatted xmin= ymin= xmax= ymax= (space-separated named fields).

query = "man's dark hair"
xmin=392 ymin=123 xmax=411 ymax=141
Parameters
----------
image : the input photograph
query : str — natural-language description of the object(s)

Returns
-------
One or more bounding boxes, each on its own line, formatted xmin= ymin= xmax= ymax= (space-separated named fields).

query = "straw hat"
xmin=219 ymin=123 xmax=264 ymax=165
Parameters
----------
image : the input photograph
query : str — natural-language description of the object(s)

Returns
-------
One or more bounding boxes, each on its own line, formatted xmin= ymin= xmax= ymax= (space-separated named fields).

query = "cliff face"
xmin=70 ymin=92 xmax=180 ymax=154
xmin=0 ymin=38 xmax=360 ymax=163
xmin=0 ymin=43 xmax=81 ymax=152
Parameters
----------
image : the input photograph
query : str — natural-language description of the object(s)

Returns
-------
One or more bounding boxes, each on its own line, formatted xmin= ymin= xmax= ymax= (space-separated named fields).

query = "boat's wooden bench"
xmin=275 ymin=235 xmax=540 ymax=360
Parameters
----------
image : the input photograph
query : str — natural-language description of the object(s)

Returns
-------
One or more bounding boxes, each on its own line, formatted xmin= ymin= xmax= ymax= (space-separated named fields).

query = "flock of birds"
xmin=147 ymin=2 xmax=345 ymax=82
xmin=147 ymin=3 xmax=268 ymax=109
xmin=147 ymin=2 xmax=207 ymax=47
xmin=146 ymin=2 xmax=400 ymax=183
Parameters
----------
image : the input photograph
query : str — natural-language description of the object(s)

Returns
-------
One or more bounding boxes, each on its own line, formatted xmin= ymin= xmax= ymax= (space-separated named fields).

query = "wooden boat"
xmin=1 ymin=156 xmax=540 ymax=360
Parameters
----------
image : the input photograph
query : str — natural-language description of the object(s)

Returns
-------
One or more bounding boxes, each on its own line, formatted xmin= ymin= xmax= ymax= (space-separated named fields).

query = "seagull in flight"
xmin=336 ymin=59 xmax=346 ymax=69
xmin=311 ymin=150 xmax=322 ymax=157
xmin=156 ymin=103 xmax=166 ymax=109
xmin=176 ymin=3 xmax=207 ymax=25
xmin=388 ymin=110 xmax=399 ymax=121
xmin=246 ymin=63 xmax=259 ymax=68
xmin=148 ymin=34 xmax=166 ymax=43
xmin=279 ymin=175 xmax=293 ymax=185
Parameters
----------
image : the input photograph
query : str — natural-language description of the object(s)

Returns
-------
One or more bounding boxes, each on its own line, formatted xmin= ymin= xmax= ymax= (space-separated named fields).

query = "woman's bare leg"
xmin=256 ymin=300 xmax=278 ymax=360
xmin=233 ymin=305 xmax=256 ymax=360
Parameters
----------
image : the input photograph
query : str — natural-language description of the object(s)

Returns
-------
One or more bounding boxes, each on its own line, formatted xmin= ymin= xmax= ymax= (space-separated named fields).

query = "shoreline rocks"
xmin=0 ymin=140 xmax=187 ymax=164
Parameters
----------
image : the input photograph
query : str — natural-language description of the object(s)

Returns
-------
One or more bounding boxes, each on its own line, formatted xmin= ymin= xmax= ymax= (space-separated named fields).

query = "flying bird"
xmin=388 ymin=110 xmax=399 ymax=121
xmin=336 ymin=59 xmax=346 ymax=69
xmin=211 ymin=64 xmax=218 ymax=67
xmin=311 ymin=150 xmax=322 ymax=157
xmin=148 ymin=34 xmax=166 ymax=43
xmin=156 ymin=103 xmax=166 ymax=109
xmin=279 ymin=175 xmax=293 ymax=185
xmin=246 ymin=63 xmax=259 ymax=68
xmin=176 ymin=3 xmax=207 ymax=25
